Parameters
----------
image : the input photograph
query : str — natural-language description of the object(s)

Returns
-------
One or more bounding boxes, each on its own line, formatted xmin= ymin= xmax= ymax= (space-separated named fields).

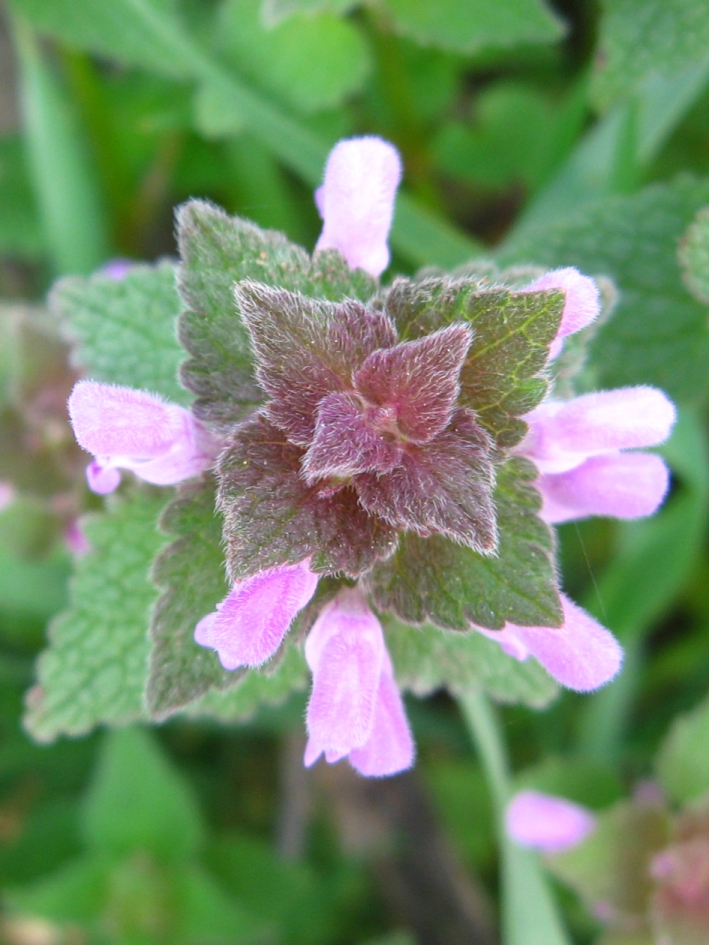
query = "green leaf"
xmin=176 ymin=200 xmax=375 ymax=428
xmin=217 ymin=0 xmax=370 ymax=114
xmin=24 ymin=491 xmax=168 ymax=743
xmin=53 ymin=261 xmax=189 ymax=405
xmin=547 ymin=800 xmax=670 ymax=925
xmin=387 ymin=279 xmax=564 ymax=448
xmin=187 ymin=642 xmax=308 ymax=721
xmin=192 ymin=80 xmax=245 ymax=140
xmin=261 ymin=0 xmax=356 ymax=25
xmin=367 ymin=458 xmax=562 ymax=631
xmin=147 ymin=478 xmax=236 ymax=720
xmin=592 ymin=0 xmax=709 ymax=111
xmin=679 ymin=205 xmax=709 ymax=305
xmin=83 ymin=727 xmax=204 ymax=861
xmin=176 ymin=864 xmax=269 ymax=944
xmin=656 ymin=694 xmax=709 ymax=805
xmin=5 ymin=854 xmax=109 ymax=923
xmin=383 ymin=615 xmax=557 ymax=708
xmin=501 ymin=178 xmax=709 ymax=403
xmin=381 ymin=0 xmax=564 ymax=54
xmin=0 ymin=136 xmax=42 ymax=257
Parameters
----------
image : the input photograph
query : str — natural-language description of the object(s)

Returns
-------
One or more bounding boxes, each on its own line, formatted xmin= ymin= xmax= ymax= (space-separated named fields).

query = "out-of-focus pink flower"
xmin=521 ymin=387 xmax=676 ymax=524
xmin=522 ymin=267 xmax=600 ymax=359
xmin=476 ymin=594 xmax=623 ymax=692
xmin=506 ymin=790 xmax=596 ymax=853
xmin=0 ymin=482 xmax=13 ymax=512
xmin=64 ymin=519 xmax=91 ymax=556
xmin=315 ymin=136 xmax=402 ymax=278
xmin=304 ymin=587 xmax=414 ymax=777
xmin=68 ymin=381 xmax=217 ymax=494
xmin=194 ymin=560 xmax=319 ymax=670
xmin=101 ymin=259 xmax=135 ymax=280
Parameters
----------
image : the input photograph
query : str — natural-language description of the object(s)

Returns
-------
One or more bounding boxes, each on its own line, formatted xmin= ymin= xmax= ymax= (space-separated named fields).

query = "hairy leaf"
xmin=383 ymin=615 xmax=557 ymax=708
xmin=366 ymin=458 xmax=562 ymax=631
xmin=218 ymin=416 xmax=398 ymax=580
xmin=355 ymin=409 xmax=497 ymax=552
xmin=176 ymin=201 xmax=376 ymax=428
xmin=386 ymin=278 xmax=564 ymax=448
xmin=679 ymin=206 xmax=709 ymax=306
xmin=24 ymin=491 xmax=168 ymax=742
xmin=381 ymin=0 xmax=564 ymax=55
xmin=502 ymin=178 xmax=709 ymax=403
xmin=592 ymin=0 xmax=709 ymax=110
xmin=147 ymin=478 xmax=239 ymax=720
xmin=53 ymin=261 xmax=188 ymax=405
xmin=656 ymin=694 xmax=709 ymax=805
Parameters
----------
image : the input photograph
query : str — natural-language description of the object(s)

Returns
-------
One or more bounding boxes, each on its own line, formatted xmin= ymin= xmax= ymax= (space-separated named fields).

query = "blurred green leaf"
xmin=592 ymin=0 xmax=709 ymax=111
xmin=261 ymin=0 xmax=356 ymax=26
xmin=83 ymin=727 xmax=204 ymax=861
xmin=656 ymin=693 xmax=709 ymax=805
xmin=381 ymin=0 xmax=564 ymax=55
xmin=0 ymin=136 xmax=42 ymax=257
xmin=679 ymin=205 xmax=709 ymax=305
xmin=503 ymin=178 xmax=709 ymax=402
xmin=5 ymin=854 xmax=108 ymax=923
xmin=52 ymin=261 xmax=189 ymax=405
xmin=175 ymin=864 xmax=270 ymax=943
xmin=192 ymin=80 xmax=245 ymax=139
xmin=24 ymin=491 xmax=168 ymax=742
xmin=217 ymin=0 xmax=371 ymax=114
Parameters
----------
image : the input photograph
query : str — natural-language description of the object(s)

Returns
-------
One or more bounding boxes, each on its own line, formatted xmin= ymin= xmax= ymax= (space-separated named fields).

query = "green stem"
xmin=459 ymin=690 xmax=572 ymax=945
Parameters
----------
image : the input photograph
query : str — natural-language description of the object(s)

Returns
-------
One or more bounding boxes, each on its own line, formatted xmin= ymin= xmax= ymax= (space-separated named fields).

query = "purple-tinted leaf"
xmin=355 ymin=408 xmax=497 ymax=553
xmin=236 ymin=281 xmax=397 ymax=446
xmin=302 ymin=391 xmax=402 ymax=481
xmin=217 ymin=415 xmax=398 ymax=580
xmin=354 ymin=324 xmax=472 ymax=443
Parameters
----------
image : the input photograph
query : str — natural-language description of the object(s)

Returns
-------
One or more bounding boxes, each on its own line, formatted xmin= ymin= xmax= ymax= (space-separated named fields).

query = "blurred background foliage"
xmin=1 ymin=0 xmax=709 ymax=942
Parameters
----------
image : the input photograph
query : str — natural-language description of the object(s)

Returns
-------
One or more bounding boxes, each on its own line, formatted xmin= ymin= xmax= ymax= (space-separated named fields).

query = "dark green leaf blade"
xmin=367 ymin=457 xmax=562 ymax=631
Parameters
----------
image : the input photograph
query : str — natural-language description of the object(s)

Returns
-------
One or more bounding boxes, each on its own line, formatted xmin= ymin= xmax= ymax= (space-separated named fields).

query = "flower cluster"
xmin=67 ymin=136 xmax=677 ymax=778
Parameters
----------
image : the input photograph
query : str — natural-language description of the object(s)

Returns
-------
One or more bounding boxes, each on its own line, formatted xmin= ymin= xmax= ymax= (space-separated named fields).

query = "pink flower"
xmin=522 ymin=267 xmax=600 ymax=359
xmin=477 ymin=594 xmax=623 ymax=691
xmin=304 ymin=587 xmax=414 ymax=777
xmin=0 ymin=482 xmax=13 ymax=512
xmin=506 ymin=790 xmax=596 ymax=853
xmin=315 ymin=136 xmax=402 ymax=278
xmin=64 ymin=519 xmax=91 ymax=556
xmin=68 ymin=381 xmax=217 ymax=494
xmin=194 ymin=560 xmax=319 ymax=670
xmin=521 ymin=386 xmax=676 ymax=523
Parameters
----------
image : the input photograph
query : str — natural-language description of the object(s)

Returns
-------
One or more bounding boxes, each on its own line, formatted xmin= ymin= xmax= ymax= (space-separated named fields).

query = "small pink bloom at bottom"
xmin=304 ymin=588 xmax=414 ymax=777
xmin=194 ymin=560 xmax=318 ymax=670
xmin=477 ymin=594 xmax=623 ymax=692
xmin=506 ymin=790 xmax=596 ymax=852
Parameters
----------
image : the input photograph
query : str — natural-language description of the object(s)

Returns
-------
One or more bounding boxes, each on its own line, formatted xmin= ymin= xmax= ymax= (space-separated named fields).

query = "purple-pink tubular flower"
xmin=505 ymin=790 xmax=596 ymax=853
xmin=194 ymin=560 xmax=319 ymax=670
xmin=521 ymin=386 xmax=676 ymax=524
xmin=68 ymin=381 xmax=217 ymax=494
xmin=477 ymin=594 xmax=623 ymax=691
xmin=314 ymin=136 xmax=402 ymax=278
xmin=0 ymin=482 xmax=13 ymax=513
xmin=304 ymin=587 xmax=414 ymax=777
xmin=522 ymin=267 xmax=600 ymax=359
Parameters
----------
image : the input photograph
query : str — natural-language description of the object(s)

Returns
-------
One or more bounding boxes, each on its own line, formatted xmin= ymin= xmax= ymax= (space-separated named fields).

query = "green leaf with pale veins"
xmin=381 ymin=0 xmax=564 ymax=55
xmin=656 ymin=694 xmax=709 ymax=805
xmin=679 ymin=206 xmax=709 ymax=306
xmin=176 ymin=200 xmax=376 ymax=428
xmin=386 ymin=278 xmax=564 ymax=448
xmin=383 ymin=616 xmax=557 ymax=708
xmin=592 ymin=0 xmax=709 ymax=111
xmin=501 ymin=178 xmax=709 ymax=403
xmin=366 ymin=458 xmax=562 ymax=631
xmin=147 ymin=478 xmax=237 ymax=720
xmin=53 ymin=261 xmax=188 ymax=405
xmin=24 ymin=491 xmax=168 ymax=743
xmin=187 ymin=643 xmax=309 ymax=722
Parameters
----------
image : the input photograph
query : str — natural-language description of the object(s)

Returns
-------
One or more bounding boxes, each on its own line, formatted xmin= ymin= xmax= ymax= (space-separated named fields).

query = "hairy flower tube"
xmin=68 ymin=381 xmax=217 ymax=494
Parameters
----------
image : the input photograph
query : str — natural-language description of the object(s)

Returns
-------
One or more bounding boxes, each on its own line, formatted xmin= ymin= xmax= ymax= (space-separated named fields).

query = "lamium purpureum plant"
xmin=35 ymin=137 xmax=676 ymax=774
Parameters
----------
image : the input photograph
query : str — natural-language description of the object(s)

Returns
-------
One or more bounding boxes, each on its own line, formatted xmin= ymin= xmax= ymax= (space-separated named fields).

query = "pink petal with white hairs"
xmin=194 ymin=560 xmax=318 ymax=670
xmin=538 ymin=451 xmax=671 ymax=523
xmin=522 ymin=267 xmax=600 ymax=341
xmin=348 ymin=672 xmax=415 ymax=777
xmin=315 ymin=136 xmax=402 ymax=278
xmin=86 ymin=459 xmax=122 ymax=494
xmin=524 ymin=387 xmax=676 ymax=473
xmin=505 ymin=790 xmax=596 ymax=853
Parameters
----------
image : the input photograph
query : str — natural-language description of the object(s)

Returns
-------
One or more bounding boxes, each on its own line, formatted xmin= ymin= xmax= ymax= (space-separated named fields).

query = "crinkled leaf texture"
xmin=367 ymin=458 xmax=563 ymax=631
xmin=656 ymin=693 xmax=709 ymax=805
xmin=52 ymin=260 xmax=189 ymax=405
xmin=679 ymin=206 xmax=709 ymax=307
xmin=176 ymin=200 xmax=376 ymax=429
xmin=24 ymin=491 xmax=168 ymax=742
xmin=386 ymin=277 xmax=565 ymax=447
